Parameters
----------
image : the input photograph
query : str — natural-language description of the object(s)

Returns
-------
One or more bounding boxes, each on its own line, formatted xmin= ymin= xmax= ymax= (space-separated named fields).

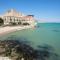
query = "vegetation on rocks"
xmin=0 ymin=38 xmax=59 ymax=60
xmin=0 ymin=18 xmax=4 ymax=26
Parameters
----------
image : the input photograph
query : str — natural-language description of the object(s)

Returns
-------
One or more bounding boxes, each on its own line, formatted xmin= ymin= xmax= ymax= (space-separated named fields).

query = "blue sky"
xmin=0 ymin=0 xmax=60 ymax=22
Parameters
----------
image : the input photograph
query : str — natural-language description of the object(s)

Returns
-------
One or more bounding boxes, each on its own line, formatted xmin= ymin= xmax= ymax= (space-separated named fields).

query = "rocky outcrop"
xmin=0 ymin=40 xmax=34 ymax=60
xmin=0 ymin=39 xmax=59 ymax=60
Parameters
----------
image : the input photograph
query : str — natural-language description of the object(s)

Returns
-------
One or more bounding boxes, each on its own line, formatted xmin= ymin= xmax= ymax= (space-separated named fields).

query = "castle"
xmin=0 ymin=9 xmax=36 ymax=26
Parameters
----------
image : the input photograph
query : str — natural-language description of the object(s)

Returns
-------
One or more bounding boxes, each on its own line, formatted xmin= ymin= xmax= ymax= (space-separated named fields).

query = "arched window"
xmin=10 ymin=17 xmax=12 ymax=22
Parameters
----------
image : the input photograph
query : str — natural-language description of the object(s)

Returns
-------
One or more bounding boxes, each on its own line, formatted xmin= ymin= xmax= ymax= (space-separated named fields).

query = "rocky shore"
xmin=0 ymin=39 xmax=59 ymax=60
xmin=0 ymin=39 xmax=35 ymax=60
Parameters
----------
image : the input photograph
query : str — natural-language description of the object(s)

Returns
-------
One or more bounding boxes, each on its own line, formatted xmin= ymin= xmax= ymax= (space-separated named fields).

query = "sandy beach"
xmin=0 ymin=57 xmax=11 ymax=60
xmin=0 ymin=26 xmax=33 ymax=36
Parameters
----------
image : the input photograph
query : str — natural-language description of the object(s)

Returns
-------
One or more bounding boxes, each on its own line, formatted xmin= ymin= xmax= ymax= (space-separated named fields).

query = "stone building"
xmin=0 ymin=9 xmax=36 ymax=26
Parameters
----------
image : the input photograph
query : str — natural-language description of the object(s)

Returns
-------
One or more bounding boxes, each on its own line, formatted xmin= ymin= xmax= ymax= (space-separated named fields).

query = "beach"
xmin=0 ymin=57 xmax=11 ymax=60
xmin=1 ymin=23 xmax=60 ymax=55
xmin=0 ymin=26 xmax=33 ymax=36
xmin=0 ymin=23 xmax=60 ymax=60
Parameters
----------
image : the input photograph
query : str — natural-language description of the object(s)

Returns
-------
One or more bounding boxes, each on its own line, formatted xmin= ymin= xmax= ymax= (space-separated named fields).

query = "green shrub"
xmin=0 ymin=18 xmax=4 ymax=26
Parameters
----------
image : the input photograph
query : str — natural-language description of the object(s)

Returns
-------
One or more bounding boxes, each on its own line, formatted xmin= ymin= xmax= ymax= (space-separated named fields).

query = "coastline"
xmin=0 ymin=25 xmax=36 ymax=60
xmin=0 ymin=26 xmax=34 ymax=36
xmin=0 ymin=57 xmax=11 ymax=60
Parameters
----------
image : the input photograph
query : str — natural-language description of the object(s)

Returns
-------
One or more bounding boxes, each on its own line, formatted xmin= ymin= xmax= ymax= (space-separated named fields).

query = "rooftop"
xmin=3 ymin=9 xmax=25 ymax=17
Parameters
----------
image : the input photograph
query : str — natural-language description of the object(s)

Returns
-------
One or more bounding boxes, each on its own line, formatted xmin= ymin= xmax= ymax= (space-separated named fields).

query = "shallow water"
xmin=0 ymin=23 xmax=60 ymax=56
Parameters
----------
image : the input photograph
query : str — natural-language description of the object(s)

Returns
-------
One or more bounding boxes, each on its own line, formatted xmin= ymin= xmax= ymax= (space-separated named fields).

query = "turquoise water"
xmin=0 ymin=23 xmax=60 ymax=55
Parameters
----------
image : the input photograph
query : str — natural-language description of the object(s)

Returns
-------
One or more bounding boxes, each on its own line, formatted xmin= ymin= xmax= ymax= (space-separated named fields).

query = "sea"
xmin=0 ymin=23 xmax=60 ymax=58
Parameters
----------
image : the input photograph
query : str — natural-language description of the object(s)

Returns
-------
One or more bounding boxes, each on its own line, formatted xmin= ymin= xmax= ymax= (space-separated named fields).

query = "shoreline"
xmin=0 ymin=26 xmax=34 ymax=36
xmin=0 ymin=57 xmax=11 ymax=60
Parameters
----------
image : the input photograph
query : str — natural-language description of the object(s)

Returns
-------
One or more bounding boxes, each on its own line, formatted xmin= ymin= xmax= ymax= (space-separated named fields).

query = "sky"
xmin=0 ymin=0 xmax=60 ymax=22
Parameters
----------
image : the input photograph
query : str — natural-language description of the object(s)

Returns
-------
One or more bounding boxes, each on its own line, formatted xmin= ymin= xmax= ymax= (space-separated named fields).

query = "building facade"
xmin=0 ymin=9 xmax=36 ymax=26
